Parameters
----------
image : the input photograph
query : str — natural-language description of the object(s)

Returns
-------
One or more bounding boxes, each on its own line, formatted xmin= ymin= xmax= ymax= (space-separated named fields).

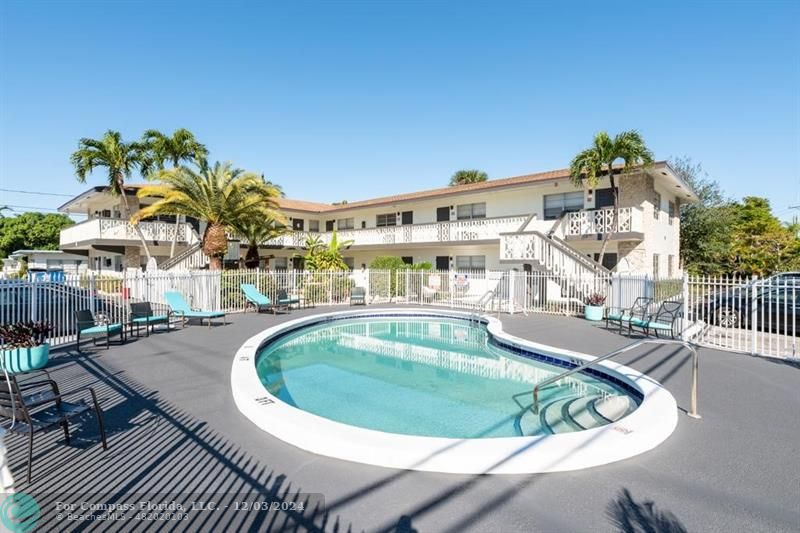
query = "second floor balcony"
xmin=264 ymin=215 xmax=530 ymax=248
xmin=60 ymin=218 xmax=200 ymax=248
xmin=560 ymin=207 xmax=644 ymax=240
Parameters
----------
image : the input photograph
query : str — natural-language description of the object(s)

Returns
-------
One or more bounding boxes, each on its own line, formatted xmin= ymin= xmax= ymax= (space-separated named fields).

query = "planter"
xmin=1 ymin=344 xmax=50 ymax=374
xmin=584 ymin=305 xmax=604 ymax=322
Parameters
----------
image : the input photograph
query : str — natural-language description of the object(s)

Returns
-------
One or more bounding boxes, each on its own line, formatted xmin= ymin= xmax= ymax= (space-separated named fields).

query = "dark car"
xmin=695 ymin=274 xmax=799 ymax=335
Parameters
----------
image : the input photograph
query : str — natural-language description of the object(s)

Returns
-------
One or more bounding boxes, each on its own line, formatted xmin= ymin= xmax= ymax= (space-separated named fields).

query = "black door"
xmin=594 ymin=253 xmax=618 ymax=270
xmin=292 ymin=218 xmax=304 ymax=231
xmin=435 ymin=256 xmax=449 ymax=270
xmin=595 ymin=188 xmax=618 ymax=209
xmin=401 ymin=211 xmax=413 ymax=225
xmin=436 ymin=207 xmax=450 ymax=222
xmin=325 ymin=220 xmax=335 ymax=231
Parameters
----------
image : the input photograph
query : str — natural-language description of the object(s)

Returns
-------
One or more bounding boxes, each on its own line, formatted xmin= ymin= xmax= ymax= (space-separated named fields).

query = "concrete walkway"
xmin=5 ymin=307 xmax=799 ymax=532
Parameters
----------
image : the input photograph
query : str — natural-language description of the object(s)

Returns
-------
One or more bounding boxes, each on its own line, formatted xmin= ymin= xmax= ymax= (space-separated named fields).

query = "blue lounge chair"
xmin=241 ymin=284 xmax=279 ymax=314
xmin=164 ymin=291 xmax=226 ymax=328
xmin=75 ymin=310 xmax=124 ymax=351
xmin=129 ymin=302 xmax=172 ymax=337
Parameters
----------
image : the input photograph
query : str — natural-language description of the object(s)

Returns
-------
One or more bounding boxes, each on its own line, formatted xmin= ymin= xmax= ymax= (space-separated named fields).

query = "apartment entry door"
xmin=436 ymin=207 xmax=450 ymax=222
xmin=435 ymin=256 xmax=449 ymax=270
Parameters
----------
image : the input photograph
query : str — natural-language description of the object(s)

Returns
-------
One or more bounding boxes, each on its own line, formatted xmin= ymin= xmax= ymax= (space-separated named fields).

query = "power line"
xmin=0 ymin=188 xmax=75 ymax=197
xmin=3 ymin=204 xmax=80 ymax=214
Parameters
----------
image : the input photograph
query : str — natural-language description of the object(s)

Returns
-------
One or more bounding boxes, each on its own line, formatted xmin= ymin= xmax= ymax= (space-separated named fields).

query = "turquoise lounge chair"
xmin=631 ymin=301 xmax=683 ymax=339
xmin=241 ymin=284 xmax=279 ymax=314
xmin=164 ymin=291 xmax=226 ymax=328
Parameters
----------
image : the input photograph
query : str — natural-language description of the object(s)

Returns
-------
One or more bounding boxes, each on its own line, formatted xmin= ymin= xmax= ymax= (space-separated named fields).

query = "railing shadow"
xmin=2 ymin=346 xmax=350 ymax=532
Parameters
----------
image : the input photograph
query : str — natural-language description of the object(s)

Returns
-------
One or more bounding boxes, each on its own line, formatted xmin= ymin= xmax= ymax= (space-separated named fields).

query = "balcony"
xmin=60 ymin=218 xmax=200 ymax=248
xmin=561 ymin=207 xmax=644 ymax=240
xmin=264 ymin=215 xmax=529 ymax=248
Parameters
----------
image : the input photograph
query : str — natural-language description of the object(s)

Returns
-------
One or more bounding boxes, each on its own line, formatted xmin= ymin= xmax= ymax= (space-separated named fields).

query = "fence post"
xmin=508 ymin=272 xmax=515 ymax=315
xmin=681 ymin=272 xmax=689 ymax=341
xmin=89 ymin=272 xmax=97 ymax=313
xmin=750 ymin=274 xmax=758 ymax=355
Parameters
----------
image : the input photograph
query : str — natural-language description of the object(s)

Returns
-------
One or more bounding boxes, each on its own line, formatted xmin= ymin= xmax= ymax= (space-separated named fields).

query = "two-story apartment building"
xmin=57 ymin=161 xmax=696 ymax=278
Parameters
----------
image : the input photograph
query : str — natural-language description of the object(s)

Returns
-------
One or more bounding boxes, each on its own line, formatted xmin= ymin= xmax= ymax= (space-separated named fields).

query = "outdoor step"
xmin=542 ymin=397 xmax=584 ymax=434
xmin=566 ymin=396 xmax=608 ymax=430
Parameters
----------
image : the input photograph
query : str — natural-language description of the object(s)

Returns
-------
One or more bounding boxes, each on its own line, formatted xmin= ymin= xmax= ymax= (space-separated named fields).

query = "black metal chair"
xmin=605 ymin=296 xmax=653 ymax=335
xmin=129 ymin=302 xmax=172 ymax=337
xmin=0 ymin=373 xmax=108 ymax=483
xmin=75 ymin=310 xmax=124 ymax=351
xmin=350 ymin=286 xmax=366 ymax=306
xmin=633 ymin=301 xmax=684 ymax=339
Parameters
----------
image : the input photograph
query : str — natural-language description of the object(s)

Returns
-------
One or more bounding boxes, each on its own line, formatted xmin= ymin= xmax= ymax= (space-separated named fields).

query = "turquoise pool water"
xmin=255 ymin=317 xmax=638 ymax=438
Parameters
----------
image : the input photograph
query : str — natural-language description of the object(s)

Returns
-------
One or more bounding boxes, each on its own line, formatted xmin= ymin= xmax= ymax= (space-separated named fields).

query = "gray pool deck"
xmin=5 ymin=307 xmax=799 ymax=532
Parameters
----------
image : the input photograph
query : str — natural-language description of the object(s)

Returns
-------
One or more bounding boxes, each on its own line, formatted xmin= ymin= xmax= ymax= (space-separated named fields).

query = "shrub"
xmin=584 ymin=293 xmax=606 ymax=306
xmin=0 ymin=322 xmax=52 ymax=349
xmin=369 ymin=257 xmax=432 ymax=297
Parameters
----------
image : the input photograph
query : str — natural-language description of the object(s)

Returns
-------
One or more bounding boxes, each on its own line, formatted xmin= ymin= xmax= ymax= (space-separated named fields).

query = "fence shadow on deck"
xmin=2 ymin=348 xmax=350 ymax=532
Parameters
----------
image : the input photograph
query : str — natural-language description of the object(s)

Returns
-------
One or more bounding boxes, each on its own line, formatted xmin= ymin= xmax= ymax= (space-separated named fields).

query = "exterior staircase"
xmin=158 ymin=243 xmax=209 ymax=271
xmin=500 ymin=214 xmax=611 ymax=305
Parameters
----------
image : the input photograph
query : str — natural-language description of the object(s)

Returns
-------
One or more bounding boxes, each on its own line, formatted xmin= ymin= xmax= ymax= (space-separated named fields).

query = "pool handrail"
xmin=531 ymin=338 xmax=700 ymax=419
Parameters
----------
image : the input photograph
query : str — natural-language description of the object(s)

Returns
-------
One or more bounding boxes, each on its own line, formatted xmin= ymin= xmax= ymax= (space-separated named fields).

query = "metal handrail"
xmin=531 ymin=339 xmax=700 ymax=419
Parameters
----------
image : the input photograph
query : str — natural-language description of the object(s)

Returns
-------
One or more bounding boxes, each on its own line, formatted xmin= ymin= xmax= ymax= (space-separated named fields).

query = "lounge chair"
xmin=75 ymin=310 xmax=124 ymax=351
xmin=164 ymin=291 xmax=226 ymax=328
xmin=241 ymin=284 xmax=279 ymax=313
xmin=277 ymin=289 xmax=301 ymax=310
xmin=0 ymin=373 xmax=108 ymax=482
xmin=129 ymin=302 xmax=171 ymax=337
xmin=632 ymin=301 xmax=683 ymax=339
xmin=350 ymin=286 xmax=366 ymax=306
xmin=605 ymin=296 xmax=653 ymax=335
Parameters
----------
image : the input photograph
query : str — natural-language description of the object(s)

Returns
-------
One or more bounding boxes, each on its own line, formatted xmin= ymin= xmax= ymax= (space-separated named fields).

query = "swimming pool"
xmin=232 ymin=309 xmax=678 ymax=474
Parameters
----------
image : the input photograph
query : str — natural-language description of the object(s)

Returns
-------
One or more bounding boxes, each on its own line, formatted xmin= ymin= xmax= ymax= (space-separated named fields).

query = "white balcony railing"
xmin=60 ymin=218 xmax=200 ymax=246
xmin=264 ymin=215 xmax=529 ymax=248
xmin=563 ymin=207 xmax=643 ymax=237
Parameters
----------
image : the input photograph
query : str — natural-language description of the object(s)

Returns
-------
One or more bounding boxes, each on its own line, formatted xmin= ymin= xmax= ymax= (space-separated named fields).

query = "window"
xmin=401 ymin=256 xmax=413 ymax=265
xmin=456 ymin=202 xmax=486 ymax=220
xmin=273 ymin=257 xmax=288 ymax=270
xmin=309 ymin=220 xmax=319 ymax=232
xmin=668 ymin=255 xmax=674 ymax=277
xmin=376 ymin=213 xmax=397 ymax=227
xmin=455 ymin=255 xmax=486 ymax=270
xmin=653 ymin=192 xmax=661 ymax=220
xmin=543 ymin=192 xmax=584 ymax=220
xmin=337 ymin=218 xmax=354 ymax=230
xmin=668 ymin=201 xmax=676 ymax=225
xmin=652 ymin=254 xmax=660 ymax=278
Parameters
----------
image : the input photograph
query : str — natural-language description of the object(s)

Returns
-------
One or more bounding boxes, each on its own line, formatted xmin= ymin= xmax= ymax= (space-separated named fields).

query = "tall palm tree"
xmin=569 ymin=131 xmax=654 ymax=265
xmin=70 ymin=130 xmax=152 ymax=264
xmin=141 ymin=129 xmax=209 ymax=258
xmin=233 ymin=217 xmax=289 ymax=268
xmin=132 ymin=161 xmax=285 ymax=270
xmin=449 ymin=169 xmax=488 ymax=186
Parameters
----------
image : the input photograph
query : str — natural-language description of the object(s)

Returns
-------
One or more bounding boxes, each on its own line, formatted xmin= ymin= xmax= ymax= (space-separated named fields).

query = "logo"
xmin=0 ymin=493 xmax=40 ymax=533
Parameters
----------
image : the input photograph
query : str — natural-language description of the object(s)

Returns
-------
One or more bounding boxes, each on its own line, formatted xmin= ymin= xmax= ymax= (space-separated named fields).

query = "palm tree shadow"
xmin=606 ymin=488 xmax=687 ymax=533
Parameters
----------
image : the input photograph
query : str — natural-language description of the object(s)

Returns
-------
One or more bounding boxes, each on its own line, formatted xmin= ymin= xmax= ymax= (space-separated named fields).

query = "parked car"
xmin=695 ymin=274 xmax=798 ymax=335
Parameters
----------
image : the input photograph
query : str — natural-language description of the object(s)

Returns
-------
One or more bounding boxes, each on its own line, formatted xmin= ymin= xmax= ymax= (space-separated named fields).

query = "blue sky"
xmin=1 ymin=1 xmax=798 ymax=220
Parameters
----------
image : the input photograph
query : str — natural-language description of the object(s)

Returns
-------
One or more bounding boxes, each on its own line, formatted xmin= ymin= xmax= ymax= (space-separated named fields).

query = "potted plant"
xmin=0 ymin=322 xmax=52 ymax=374
xmin=583 ymin=293 xmax=606 ymax=321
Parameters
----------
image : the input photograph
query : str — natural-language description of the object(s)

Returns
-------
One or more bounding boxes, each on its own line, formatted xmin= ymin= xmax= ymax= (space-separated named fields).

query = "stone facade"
xmin=124 ymin=246 xmax=141 ymax=269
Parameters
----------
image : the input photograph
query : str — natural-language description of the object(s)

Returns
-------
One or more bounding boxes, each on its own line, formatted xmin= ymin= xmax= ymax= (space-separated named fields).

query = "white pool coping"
xmin=230 ymin=308 xmax=679 ymax=474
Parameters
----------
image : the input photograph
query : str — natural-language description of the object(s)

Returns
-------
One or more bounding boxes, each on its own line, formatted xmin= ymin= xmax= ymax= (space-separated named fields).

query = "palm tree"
xmin=141 ymin=129 xmax=209 ymax=258
xmin=233 ymin=217 xmax=289 ymax=268
xmin=449 ymin=169 xmax=488 ymax=186
xmin=132 ymin=161 xmax=285 ymax=270
xmin=70 ymin=130 xmax=152 ymax=264
xmin=569 ymin=131 xmax=654 ymax=265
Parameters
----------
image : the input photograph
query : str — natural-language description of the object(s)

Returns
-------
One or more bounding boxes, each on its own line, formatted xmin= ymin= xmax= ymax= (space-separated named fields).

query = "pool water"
xmin=255 ymin=317 xmax=638 ymax=438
